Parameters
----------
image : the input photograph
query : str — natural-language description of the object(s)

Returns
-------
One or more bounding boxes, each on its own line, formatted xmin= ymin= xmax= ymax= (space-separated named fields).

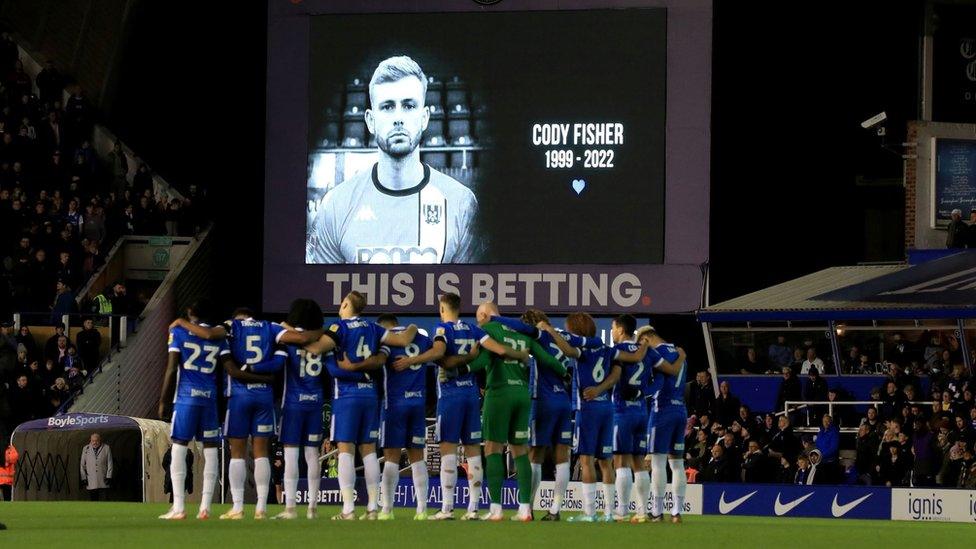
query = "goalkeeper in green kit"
xmin=453 ymin=301 xmax=568 ymax=522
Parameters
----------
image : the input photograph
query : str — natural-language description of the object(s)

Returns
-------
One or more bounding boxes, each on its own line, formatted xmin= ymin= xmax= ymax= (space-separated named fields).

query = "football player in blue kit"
xmin=486 ymin=309 xmax=603 ymax=521
xmin=373 ymin=313 xmax=435 ymax=521
xmin=308 ymin=291 xmax=418 ymax=520
xmin=606 ymin=314 xmax=661 ymax=522
xmin=635 ymin=325 xmax=688 ymax=524
xmin=170 ymin=305 xmax=324 ymax=519
xmin=158 ymin=299 xmax=270 ymax=520
xmin=271 ymin=299 xmax=334 ymax=520
xmin=539 ymin=314 xmax=648 ymax=523
xmin=390 ymin=293 xmax=528 ymax=520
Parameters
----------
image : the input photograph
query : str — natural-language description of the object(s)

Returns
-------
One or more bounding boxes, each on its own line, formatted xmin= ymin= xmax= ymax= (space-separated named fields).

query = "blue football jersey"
xmin=529 ymin=327 xmax=594 ymax=401
xmin=432 ymin=320 xmax=488 ymax=398
xmin=326 ymin=317 xmax=388 ymax=399
xmin=571 ymin=345 xmax=619 ymax=411
xmin=281 ymin=345 xmax=331 ymax=409
xmin=650 ymin=342 xmax=685 ymax=412
xmin=611 ymin=341 xmax=662 ymax=410
xmin=224 ymin=318 xmax=286 ymax=397
xmin=380 ymin=328 xmax=433 ymax=409
xmin=168 ymin=324 xmax=230 ymax=406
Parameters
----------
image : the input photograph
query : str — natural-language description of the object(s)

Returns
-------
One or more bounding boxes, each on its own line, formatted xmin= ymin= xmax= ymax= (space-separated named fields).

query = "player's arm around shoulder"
xmin=479 ymin=322 xmax=529 ymax=362
xmin=538 ymin=322 xmax=580 ymax=359
xmin=529 ymin=337 xmax=566 ymax=376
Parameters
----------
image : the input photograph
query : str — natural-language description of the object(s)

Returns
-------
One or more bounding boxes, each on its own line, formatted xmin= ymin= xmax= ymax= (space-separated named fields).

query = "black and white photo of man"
xmin=306 ymin=56 xmax=480 ymax=264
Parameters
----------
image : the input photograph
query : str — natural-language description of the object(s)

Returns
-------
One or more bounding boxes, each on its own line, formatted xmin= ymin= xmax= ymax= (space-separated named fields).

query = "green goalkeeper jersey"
xmin=468 ymin=322 xmax=566 ymax=391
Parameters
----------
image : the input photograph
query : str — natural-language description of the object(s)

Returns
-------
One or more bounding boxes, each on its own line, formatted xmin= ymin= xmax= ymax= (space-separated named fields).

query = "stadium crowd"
xmin=0 ymin=36 xmax=208 ymax=445
xmin=685 ymin=362 xmax=976 ymax=488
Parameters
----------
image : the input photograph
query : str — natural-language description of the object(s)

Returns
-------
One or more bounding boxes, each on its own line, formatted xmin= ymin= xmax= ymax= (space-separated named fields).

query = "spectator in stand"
xmin=946 ymin=208 xmax=968 ymax=248
xmin=76 ymin=318 xmax=101 ymax=371
xmin=788 ymin=348 xmax=805 ymax=375
xmin=800 ymin=348 xmax=824 ymax=375
xmin=687 ymin=370 xmax=715 ymax=419
xmin=738 ymin=347 xmax=766 ymax=374
xmin=767 ymin=416 xmax=800 ymax=461
xmin=47 ymin=376 xmax=70 ymax=413
xmin=911 ymin=419 xmax=937 ymax=487
xmin=773 ymin=456 xmax=794 ymax=484
xmin=7 ymin=374 xmax=36 ymax=427
xmin=714 ymin=380 xmax=740 ymax=427
xmin=47 ymin=334 xmax=73 ymax=367
xmin=776 ymin=366 xmax=802 ymax=417
xmin=938 ymin=439 xmax=966 ymax=487
xmin=721 ymin=431 xmax=742 ymax=472
xmin=36 ymin=60 xmax=65 ymax=108
xmin=826 ymin=387 xmax=852 ymax=428
xmin=855 ymin=423 xmax=880 ymax=485
xmin=50 ymin=280 xmax=77 ymax=325
xmin=132 ymin=162 xmax=153 ymax=197
xmin=0 ymin=321 xmax=17 ymax=353
xmin=816 ymin=414 xmax=840 ymax=479
xmin=794 ymin=454 xmax=811 ymax=484
xmin=700 ymin=444 xmax=733 ymax=483
xmin=105 ymin=140 xmax=128 ymax=196
xmin=768 ymin=336 xmax=792 ymax=370
xmin=43 ymin=323 xmax=68 ymax=360
xmin=877 ymin=442 xmax=909 ymax=487
xmin=842 ymin=345 xmax=861 ymax=374
xmin=15 ymin=325 xmax=38 ymax=361
xmin=804 ymin=367 xmax=829 ymax=425
xmin=685 ymin=429 xmax=710 ymax=471
xmin=741 ymin=440 xmax=769 ymax=483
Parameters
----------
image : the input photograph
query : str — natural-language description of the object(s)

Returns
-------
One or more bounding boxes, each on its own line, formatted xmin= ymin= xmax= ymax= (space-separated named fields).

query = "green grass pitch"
xmin=0 ymin=502 xmax=968 ymax=548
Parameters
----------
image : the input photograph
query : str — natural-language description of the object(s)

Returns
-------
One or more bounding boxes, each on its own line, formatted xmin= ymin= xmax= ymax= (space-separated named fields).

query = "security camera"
xmin=860 ymin=112 xmax=887 ymax=129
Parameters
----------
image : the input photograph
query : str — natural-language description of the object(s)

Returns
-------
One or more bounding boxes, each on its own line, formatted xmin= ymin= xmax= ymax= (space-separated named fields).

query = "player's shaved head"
xmin=232 ymin=307 xmax=254 ymax=319
xmin=521 ymin=309 xmax=550 ymax=326
xmin=476 ymin=301 xmax=499 ymax=326
xmin=376 ymin=313 xmax=398 ymax=328
xmin=565 ymin=312 xmax=596 ymax=338
xmin=369 ymin=56 xmax=427 ymax=106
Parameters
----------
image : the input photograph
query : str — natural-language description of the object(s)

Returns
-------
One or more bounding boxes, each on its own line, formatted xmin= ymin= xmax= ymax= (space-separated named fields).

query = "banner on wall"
xmin=701 ymin=483 xmax=891 ymax=520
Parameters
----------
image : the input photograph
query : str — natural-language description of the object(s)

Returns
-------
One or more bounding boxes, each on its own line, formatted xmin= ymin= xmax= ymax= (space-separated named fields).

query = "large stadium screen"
xmin=265 ymin=0 xmax=711 ymax=314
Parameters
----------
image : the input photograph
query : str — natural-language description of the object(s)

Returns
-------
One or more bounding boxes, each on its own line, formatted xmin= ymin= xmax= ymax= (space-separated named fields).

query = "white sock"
xmin=382 ymin=461 xmax=398 ymax=513
xmin=338 ymin=452 xmax=356 ymax=514
xmin=170 ymin=444 xmax=188 ymax=513
xmin=440 ymin=453 xmax=458 ymax=513
xmin=201 ymin=447 xmax=218 ymax=512
xmin=363 ymin=453 xmax=380 ymax=512
xmin=254 ymin=457 xmax=271 ymax=513
xmin=615 ymin=468 xmax=632 ymax=516
xmin=530 ymin=462 xmax=542 ymax=505
xmin=466 ymin=456 xmax=483 ymax=514
xmin=304 ymin=446 xmax=322 ymax=510
xmin=669 ymin=459 xmax=686 ymax=516
xmin=283 ymin=447 xmax=300 ymax=510
xmin=411 ymin=461 xmax=428 ymax=514
xmin=633 ymin=470 xmax=650 ymax=516
xmin=229 ymin=458 xmax=246 ymax=512
xmin=601 ymin=483 xmax=615 ymax=517
xmin=581 ymin=482 xmax=596 ymax=516
xmin=650 ymin=454 xmax=667 ymax=517
xmin=550 ymin=462 xmax=570 ymax=515
xmin=519 ymin=502 xmax=532 ymax=517
xmin=490 ymin=502 xmax=502 ymax=515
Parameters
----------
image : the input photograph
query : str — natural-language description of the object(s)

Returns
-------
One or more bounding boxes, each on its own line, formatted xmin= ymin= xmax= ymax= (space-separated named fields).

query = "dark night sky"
xmin=107 ymin=0 xmax=928 ymax=313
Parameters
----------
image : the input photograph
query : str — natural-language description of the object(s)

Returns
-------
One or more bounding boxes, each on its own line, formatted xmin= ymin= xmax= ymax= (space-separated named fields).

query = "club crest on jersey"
xmin=423 ymin=204 xmax=442 ymax=225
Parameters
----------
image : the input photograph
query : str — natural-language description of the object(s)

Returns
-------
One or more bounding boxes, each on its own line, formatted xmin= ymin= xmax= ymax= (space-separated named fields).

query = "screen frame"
xmin=265 ymin=0 xmax=711 ymax=314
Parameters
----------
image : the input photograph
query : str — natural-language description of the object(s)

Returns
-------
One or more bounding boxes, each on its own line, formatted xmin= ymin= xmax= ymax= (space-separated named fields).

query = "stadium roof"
xmin=698 ymin=251 xmax=976 ymax=322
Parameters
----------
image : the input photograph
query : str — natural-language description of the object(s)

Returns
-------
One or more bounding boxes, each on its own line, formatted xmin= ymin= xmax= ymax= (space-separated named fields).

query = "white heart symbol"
xmin=572 ymin=179 xmax=586 ymax=194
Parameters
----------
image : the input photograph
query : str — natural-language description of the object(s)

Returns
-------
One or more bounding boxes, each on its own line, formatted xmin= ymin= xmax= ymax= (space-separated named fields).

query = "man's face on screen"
xmin=366 ymin=77 xmax=428 ymax=159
